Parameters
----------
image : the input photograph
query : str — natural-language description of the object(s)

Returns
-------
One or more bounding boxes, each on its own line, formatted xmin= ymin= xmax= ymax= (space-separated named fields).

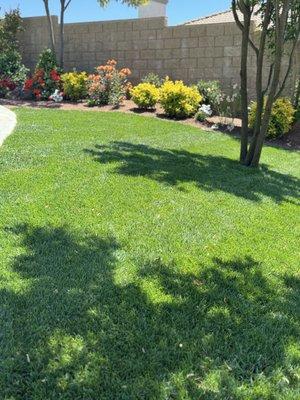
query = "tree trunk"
xmin=245 ymin=0 xmax=273 ymax=166
xmin=42 ymin=0 xmax=55 ymax=53
xmin=239 ymin=12 xmax=251 ymax=164
xmin=295 ymin=78 xmax=300 ymax=109
xmin=248 ymin=0 xmax=290 ymax=167
xmin=60 ymin=6 xmax=65 ymax=68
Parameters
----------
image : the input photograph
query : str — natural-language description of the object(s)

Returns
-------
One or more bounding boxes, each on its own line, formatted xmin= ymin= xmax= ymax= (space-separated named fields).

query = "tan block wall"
xmin=19 ymin=16 xmax=299 ymax=97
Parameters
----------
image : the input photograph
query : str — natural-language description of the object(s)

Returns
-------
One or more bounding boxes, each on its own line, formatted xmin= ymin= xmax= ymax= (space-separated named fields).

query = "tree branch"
xmin=232 ymin=0 xmax=259 ymax=55
xmin=275 ymin=30 xmax=300 ymax=99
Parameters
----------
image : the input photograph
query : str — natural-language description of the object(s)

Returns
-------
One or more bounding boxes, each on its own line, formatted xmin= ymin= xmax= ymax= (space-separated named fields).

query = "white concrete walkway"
xmin=0 ymin=105 xmax=17 ymax=147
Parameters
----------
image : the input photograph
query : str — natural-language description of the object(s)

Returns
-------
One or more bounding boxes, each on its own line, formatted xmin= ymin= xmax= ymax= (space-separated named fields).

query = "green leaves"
xmin=97 ymin=0 xmax=149 ymax=7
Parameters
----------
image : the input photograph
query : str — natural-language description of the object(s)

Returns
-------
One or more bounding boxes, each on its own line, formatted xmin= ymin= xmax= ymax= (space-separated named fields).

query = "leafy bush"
xmin=196 ymin=80 xmax=223 ymax=114
xmin=0 ymin=50 xmax=28 ymax=97
xmin=249 ymin=97 xmax=295 ymax=139
xmin=159 ymin=79 xmax=202 ymax=119
xmin=141 ymin=73 xmax=164 ymax=88
xmin=87 ymin=60 xmax=131 ymax=107
xmin=24 ymin=49 xmax=61 ymax=100
xmin=24 ymin=68 xmax=61 ymax=100
xmin=0 ymin=9 xmax=28 ymax=97
xmin=36 ymin=48 xmax=59 ymax=73
xmin=0 ymin=77 xmax=16 ymax=97
xmin=61 ymin=72 xmax=88 ymax=102
xmin=131 ymin=83 xmax=160 ymax=109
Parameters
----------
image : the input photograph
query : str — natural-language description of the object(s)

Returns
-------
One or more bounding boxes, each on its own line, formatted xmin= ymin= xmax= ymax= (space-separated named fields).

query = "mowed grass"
xmin=0 ymin=108 xmax=299 ymax=400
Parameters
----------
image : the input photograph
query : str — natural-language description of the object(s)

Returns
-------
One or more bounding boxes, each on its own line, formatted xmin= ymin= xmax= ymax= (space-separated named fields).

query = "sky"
xmin=0 ymin=0 xmax=232 ymax=26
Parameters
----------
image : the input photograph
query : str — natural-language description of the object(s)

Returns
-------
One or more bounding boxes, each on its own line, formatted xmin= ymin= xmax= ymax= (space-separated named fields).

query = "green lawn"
xmin=0 ymin=108 xmax=299 ymax=400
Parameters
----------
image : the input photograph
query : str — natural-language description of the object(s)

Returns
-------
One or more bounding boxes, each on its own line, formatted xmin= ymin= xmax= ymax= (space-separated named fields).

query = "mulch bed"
xmin=1 ymin=98 xmax=299 ymax=150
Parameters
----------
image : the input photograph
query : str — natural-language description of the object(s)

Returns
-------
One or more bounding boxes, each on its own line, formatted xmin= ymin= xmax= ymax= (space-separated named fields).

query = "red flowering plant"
xmin=0 ymin=77 xmax=16 ymax=97
xmin=24 ymin=68 xmax=61 ymax=100
xmin=23 ymin=49 xmax=62 ymax=100
xmin=87 ymin=60 xmax=131 ymax=107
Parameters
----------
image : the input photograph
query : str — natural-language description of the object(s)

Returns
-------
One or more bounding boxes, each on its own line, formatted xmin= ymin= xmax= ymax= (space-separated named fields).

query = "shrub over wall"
xmin=159 ymin=79 xmax=202 ymax=119
xmin=249 ymin=97 xmax=295 ymax=139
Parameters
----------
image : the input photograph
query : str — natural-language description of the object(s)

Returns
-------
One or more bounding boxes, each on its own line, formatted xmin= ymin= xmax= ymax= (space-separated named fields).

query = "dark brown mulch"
xmin=1 ymin=98 xmax=299 ymax=151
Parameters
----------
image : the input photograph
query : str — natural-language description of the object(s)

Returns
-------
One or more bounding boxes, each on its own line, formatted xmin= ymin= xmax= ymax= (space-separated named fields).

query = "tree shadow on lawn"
xmin=1 ymin=224 xmax=299 ymax=399
xmin=84 ymin=142 xmax=300 ymax=204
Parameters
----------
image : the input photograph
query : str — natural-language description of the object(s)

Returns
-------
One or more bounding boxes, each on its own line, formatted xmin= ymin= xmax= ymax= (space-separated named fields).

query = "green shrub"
xmin=141 ymin=73 xmax=164 ymax=88
xmin=196 ymin=80 xmax=223 ymax=114
xmin=36 ymin=48 xmax=59 ymax=73
xmin=0 ymin=9 xmax=28 ymax=96
xmin=61 ymin=71 xmax=88 ymax=102
xmin=131 ymin=83 xmax=160 ymax=109
xmin=249 ymin=97 xmax=295 ymax=139
xmin=0 ymin=50 xmax=28 ymax=88
xmin=159 ymin=79 xmax=202 ymax=119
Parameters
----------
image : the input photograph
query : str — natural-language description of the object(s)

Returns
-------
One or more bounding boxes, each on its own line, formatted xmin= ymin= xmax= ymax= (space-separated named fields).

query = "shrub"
xmin=61 ymin=71 xmax=88 ymax=102
xmin=0 ymin=9 xmax=28 ymax=97
xmin=24 ymin=49 xmax=61 ymax=100
xmin=159 ymin=79 xmax=202 ymax=119
xmin=131 ymin=83 xmax=160 ymax=109
xmin=36 ymin=48 xmax=59 ymax=73
xmin=0 ymin=77 xmax=16 ymax=97
xmin=196 ymin=80 xmax=223 ymax=114
xmin=141 ymin=73 xmax=164 ymax=88
xmin=0 ymin=50 xmax=28 ymax=97
xmin=24 ymin=68 xmax=61 ymax=100
xmin=87 ymin=60 xmax=131 ymax=107
xmin=249 ymin=97 xmax=295 ymax=139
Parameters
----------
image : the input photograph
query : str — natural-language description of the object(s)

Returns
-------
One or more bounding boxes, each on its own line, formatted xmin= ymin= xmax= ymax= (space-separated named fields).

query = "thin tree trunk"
xmin=295 ymin=78 xmax=300 ymax=108
xmin=245 ymin=0 xmax=273 ymax=165
xmin=42 ymin=0 xmax=55 ymax=53
xmin=249 ymin=0 xmax=290 ymax=167
xmin=232 ymin=1 xmax=253 ymax=164
xmin=60 ymin=5 xmax=65 ymax=68
xmin=239 ymin=13 xmax=251 ymax=163
xmin=59 ymin=0 xmax=71 ymax=69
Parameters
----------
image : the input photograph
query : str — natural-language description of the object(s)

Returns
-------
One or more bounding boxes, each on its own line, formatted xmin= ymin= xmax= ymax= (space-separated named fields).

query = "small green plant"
xmin=195 ymin=104 xmax=213 ymax=122
xmin=141 ymin=73 xmax=164 ymax=88
xmin=249 ymin=97 xmax=295 ymax=139
xmin=36 ymin=48 xmax=59 ymax=73
xmin=159 ymin=79 xmax=202 ymax=119
xmin=131 ymin=83 xmax=160 ymax=109
xmin=61 ymin=71 xmax=88 ymax=102
xmin=196 ymin=80 xmax=223 ymax=114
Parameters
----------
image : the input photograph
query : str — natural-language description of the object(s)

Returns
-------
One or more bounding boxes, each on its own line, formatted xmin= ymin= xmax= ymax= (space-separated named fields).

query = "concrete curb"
xmin=0 ymin=105 xmax=17 ymax=147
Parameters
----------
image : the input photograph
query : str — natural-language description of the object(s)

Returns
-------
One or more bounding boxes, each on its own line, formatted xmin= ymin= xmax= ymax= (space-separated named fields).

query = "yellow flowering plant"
xmin=131 ymin=83 xmax=160 ymax=109
xmin=159 ymin=79 xmax=202 ymax=119
xmin=61 ymin=71 xmax=88 ymax=102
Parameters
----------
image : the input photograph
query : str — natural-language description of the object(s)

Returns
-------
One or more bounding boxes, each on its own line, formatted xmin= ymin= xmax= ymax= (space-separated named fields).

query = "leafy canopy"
xmin=97 ymin=0 xmax=149 ymax=7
